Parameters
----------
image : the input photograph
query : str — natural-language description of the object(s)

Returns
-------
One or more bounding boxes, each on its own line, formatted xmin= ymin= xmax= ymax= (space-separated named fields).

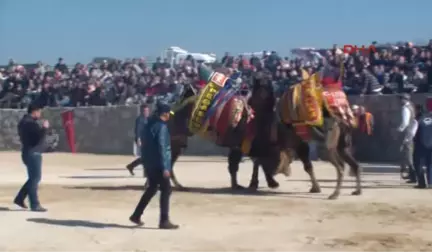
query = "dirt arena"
xmin=1 ymin=152 xmax=432 ymax=251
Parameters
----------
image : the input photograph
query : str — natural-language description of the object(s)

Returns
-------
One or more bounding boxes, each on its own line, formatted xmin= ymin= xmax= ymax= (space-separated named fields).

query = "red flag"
xmin=61 ymin=110 xmax=76 ymax=153
xmin=426 ymin=97 xmax=432 ymax=112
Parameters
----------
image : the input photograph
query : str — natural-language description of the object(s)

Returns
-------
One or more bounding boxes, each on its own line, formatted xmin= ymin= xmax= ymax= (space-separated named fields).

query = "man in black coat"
xmin=413 ymin=109 xmax=432 ymax=188
xmin=126 ymin=104 xmax=150 ymax=175
xmin=14 ymin=103 xmax=49 ymax=211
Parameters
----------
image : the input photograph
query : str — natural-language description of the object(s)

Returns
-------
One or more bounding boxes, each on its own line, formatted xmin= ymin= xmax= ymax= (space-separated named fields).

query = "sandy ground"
xmin=1 ymin=152 xmax=432 ymax=251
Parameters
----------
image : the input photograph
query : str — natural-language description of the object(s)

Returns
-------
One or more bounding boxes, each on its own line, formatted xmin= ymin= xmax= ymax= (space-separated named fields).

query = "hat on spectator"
xmin=399 ymin=93 xmax=410 ymax=101
xmin=156 ymin=102 xmax=172 ymax=115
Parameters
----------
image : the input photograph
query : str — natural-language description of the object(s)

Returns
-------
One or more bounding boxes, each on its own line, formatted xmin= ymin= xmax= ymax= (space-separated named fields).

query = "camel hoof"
xmin=248 ymin=182 xmax=259 ymax=191
xmin=328 ymin=193 xmax=339 ymax=200
xmin=309 ymin=187 xmax=321 ymax=193
xmin=231 ymin=184 xmax=246 ymax=190
xmin=267 ymin=180 xmax=280 ymax=189
xmin=351 ymin=190 xmax=362 ymax=196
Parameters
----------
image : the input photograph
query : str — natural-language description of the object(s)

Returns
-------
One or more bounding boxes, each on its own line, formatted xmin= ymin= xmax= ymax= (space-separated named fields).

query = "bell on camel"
xmin=198 ymin=64 xmax=214 ymax=83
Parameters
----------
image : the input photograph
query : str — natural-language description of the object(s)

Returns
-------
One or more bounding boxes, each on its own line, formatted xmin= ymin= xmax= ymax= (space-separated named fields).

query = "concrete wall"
xmin=0 ymin=94 xmax=429 ymax=162
xmin=348 ymin=94 xmax=429 ymax=163
xmin=0 ymin=105 xmax=228 ymax=156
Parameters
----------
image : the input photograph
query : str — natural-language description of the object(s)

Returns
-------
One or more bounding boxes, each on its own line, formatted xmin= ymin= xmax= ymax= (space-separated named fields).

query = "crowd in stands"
xmin=1 ymin=40 xmax=432 ymax=109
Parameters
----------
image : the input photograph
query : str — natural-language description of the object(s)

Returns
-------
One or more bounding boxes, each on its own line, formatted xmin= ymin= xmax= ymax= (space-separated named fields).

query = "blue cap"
xmin=156 ymin=103 xmax=171 ymax=115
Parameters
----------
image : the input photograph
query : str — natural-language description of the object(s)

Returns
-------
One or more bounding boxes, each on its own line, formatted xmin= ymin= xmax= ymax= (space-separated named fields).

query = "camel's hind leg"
xmin=228 ymin=148 xmax=244 ymax=190
xmin=325 ymin=121 xmax=345 ymax=200
xmin=296 ymin=141 xmax=321 ymax=193
xmin=248 ymin=159 xmax=260 ymax=190
xmin=170 ymin=145 xmax=185 ymax=190
xmin=338 ymin=130 xmax=362 ymax=196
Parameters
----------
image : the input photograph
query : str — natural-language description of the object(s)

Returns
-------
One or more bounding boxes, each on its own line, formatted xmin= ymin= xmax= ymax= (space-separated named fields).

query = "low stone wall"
xmin=0 ymin=105 xmax=228 ymax=156
xmin=0 ymin=94 xmax=429 ymax=162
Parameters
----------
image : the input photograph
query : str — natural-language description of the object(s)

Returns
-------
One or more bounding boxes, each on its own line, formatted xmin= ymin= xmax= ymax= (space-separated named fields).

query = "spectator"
xmin=1 ymin=40 xmax=432 ymax=109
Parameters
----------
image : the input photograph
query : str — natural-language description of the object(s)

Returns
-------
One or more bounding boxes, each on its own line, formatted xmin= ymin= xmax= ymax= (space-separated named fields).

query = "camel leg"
xmin=296 ymin=141 xmax=321 ymax=193
xmin=338 ymin=131 xmax=362 ymax=196
xmin=326 ymin=122 xmax=344 ymax=200
xmin=170 ymin=145 xmax=185 ymax=190
xmin=256 ymin=153 xmax=280 ymax=189
xmin=248 ymin=159 xmax=260 ymax=190
xmin=228 ymin=148 xmax=245 ymax=190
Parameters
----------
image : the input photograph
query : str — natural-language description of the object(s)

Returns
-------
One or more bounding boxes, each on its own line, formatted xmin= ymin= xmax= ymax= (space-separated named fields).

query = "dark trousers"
xmin=401 ymin=141 xmax=416 ymax=181
xmin=132 ymin=171 xmax=171 ymax=222
xmin=15 ymin=151 xmax=42 ymax=209
xmin=413 ymin=145 xmax=432 ymax=187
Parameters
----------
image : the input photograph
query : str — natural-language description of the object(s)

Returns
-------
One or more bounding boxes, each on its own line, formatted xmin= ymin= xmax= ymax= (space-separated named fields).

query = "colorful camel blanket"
xmin=279 ymin=73 xmax=323 ymax=126
xmin=189 ymin=72 xmax=229 ymax=134
xmin=188 ymin=72 xmax=255 ymax=150
xmin=322 ymin=89 xmax=357 ymax=128
xmin=279 ymin=72 xmax=356 ymax=130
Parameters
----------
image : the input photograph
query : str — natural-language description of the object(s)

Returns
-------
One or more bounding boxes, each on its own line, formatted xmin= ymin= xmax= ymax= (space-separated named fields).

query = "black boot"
xmin=13 ymin=199 xmax=28 ymax=209
xmin=159 ymin=220 xmax=179 ymax=229
xmin=31 ymin=205 xmax=47 ymax=212
xmin=126 ymin=165 xmax=135 ymax=176
xmin=129 ymin=215 xmax=144 ymax=226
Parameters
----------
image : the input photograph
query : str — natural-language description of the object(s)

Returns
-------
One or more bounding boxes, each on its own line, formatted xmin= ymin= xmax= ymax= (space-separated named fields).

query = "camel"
xmin=272 ymin=68 xmax=362 ymax=200
xmin=160 ymin=67 xmax=289 ymax=191
xmin=144 ymin=65 xmax=361 ymax=200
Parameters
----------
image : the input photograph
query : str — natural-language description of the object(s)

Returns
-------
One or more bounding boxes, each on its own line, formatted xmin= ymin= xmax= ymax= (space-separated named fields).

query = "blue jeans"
xmin=14 ymin=151 xmax=42 ymax=208
xmin=413 ymin=145 xmax=432 ymax=187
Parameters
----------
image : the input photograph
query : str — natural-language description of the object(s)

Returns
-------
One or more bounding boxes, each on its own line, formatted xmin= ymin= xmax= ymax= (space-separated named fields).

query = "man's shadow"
xmin=0 ymin=206 xmax=27 ymax=212
xmin=27 ymin=218 xmax=156 ymax=229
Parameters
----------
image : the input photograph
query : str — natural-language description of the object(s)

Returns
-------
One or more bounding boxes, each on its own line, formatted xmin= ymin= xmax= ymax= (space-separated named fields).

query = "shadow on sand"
xmin=61 ymin=175 xmax=132 ymax=179
xmin=63 ymin=185 xmax=322 ymax=199
xmin=27 ymin=218 xmax=154 ymax=229
xmin=0 ymin=206 xmax=27 ymax=212
xmin=362 ymin=165 xmax=399 ymax=174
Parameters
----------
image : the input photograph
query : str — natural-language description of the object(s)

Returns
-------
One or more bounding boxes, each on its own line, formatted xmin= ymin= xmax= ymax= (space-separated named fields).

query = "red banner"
xmin=61 ymin=110 xmax=76 ymax=153
xmin=426 ymin=97 xmax=432 ymax=112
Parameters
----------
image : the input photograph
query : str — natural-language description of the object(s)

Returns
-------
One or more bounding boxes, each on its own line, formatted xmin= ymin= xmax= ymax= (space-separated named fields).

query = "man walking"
xmin=14 ymin=103 xmax=49 ymax=212
xmin=413 ymin=106 xmax=432 ymax=188
xmin=398 ymin=94 xmax=417 ymax=183
xmin=129 ymin=103 xmax=178 ymax=229
xmin=126 ymin=104 xmax=150 ymax=176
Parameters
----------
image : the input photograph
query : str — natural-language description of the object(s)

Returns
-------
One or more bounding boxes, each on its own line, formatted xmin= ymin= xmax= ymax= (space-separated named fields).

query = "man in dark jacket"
xmin=126 ymin=104 xmax=150 ymax=175
xmin=129 ymin=103 xmax=178 ymax=229
xmin=14 ymin=103 xmax=49 ymax=211
xmin=413 ymin=109 xmax=432 ymax=188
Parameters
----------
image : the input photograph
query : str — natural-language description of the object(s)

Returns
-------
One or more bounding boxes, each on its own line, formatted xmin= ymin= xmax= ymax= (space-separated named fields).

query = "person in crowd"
xmin=129 ymin=103 xmax=178 ymax=229
xmin=126 ymin=104 xmax=151 ymax=176
xmin=1 ymin=41 xmax=432 ymax=110
xmin=14 ymin=103 xmax=50 ymax=212
xmin=356 ymin=105 xmax=374 ymax=136
xmin=398 ymin=94 xmax=418 ymax=183
xmin=351 ymin=104 xmax=373 ymax=161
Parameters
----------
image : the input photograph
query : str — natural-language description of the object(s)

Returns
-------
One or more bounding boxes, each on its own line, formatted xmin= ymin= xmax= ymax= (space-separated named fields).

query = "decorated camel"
xmin=148 ymin=58 xmax=362 ymax=200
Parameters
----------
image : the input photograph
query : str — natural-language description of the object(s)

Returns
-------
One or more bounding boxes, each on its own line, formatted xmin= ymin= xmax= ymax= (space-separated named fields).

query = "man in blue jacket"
xmin=413 ymin=109 xmax=432 ymax=188
xmin=14 ymin=103 xmax=49 ymax=212
xmin=126 ymin=104 xmax=150 ymax=176
xmin=129 ymin=103 xmax=179 ymax=229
